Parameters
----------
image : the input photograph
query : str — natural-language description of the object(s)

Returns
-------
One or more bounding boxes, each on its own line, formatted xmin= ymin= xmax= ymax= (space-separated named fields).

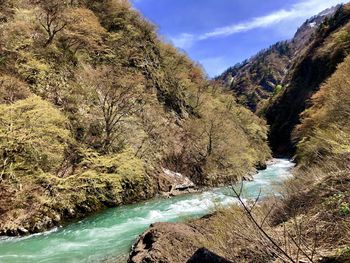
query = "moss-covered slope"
xmin=0 ymin=0 xmax=271 ymax=235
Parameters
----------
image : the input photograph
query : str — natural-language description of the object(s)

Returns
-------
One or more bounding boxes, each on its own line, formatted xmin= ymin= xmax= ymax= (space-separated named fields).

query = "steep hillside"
xmin=0 ymin=0 xmax=270 ymax=235
xmin=128 ymin=5 xmax=350 ymax=263
xmin=218 ymin=41 xmax=291 ymax=112
xmin=129 ymin=48 xmax=350 ymax=263
xmin=218 ymin=6 xmax=338 ymax=112
xmin=265 ymin=4 xmax=350 ymax=155
xmin=270 ymin=54 xmax=350 ymax=263
xmin=294 ymin=57 xmax=350 ymax=167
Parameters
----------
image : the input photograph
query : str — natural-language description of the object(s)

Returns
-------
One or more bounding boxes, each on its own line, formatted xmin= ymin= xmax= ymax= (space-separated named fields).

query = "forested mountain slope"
xmin=265 ymin=4 xmax=350 ymax=155
xmin=217 ymin=6 xmax=338 ymax=112
xmin=218 ymin=4 xmax=350 ymax=156
xmin=0 ymin=0 xmax=271 ymax=235
xmin=270 ymin=52 xmax=350 ymax=263
xmin=218 ymin=41 xmax=291 ymax=112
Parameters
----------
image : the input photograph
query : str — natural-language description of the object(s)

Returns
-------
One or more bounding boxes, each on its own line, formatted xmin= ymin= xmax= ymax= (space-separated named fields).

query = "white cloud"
xmin=199 ymin=9 xmax=292 ymax=39
xmin=170 ymin=33 xmax=196 ymax=49
xmin=171 ymin=0 xmax=345 ymax=49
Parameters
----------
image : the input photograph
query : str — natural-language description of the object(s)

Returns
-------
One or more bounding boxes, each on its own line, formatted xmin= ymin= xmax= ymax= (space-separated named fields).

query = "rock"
xmin=169 ymin=188 xmax=198 ymax=197
xmin=242 ymin=175 xmax=254 ymax=181
xmin=256 ymin=162 xmax=267 ymax=170
xmin=187 ymin=248 xmax=233 ymax=263
xmin=158 ymin=168 xmax=195 ymax=195
xmin=33 ymin=216 xmax=53 ymax=233
xmin=8 ymin=229 xmax=17 ymax=236
xmin=17 ymin=227 xmax=29 ymax=235
xmin=128 ymin=222 xmax=204 ymax=263
xmin=163 ymin=168 xmax=195 ymax=190
xmin=53 ymin=214 xmax=61 ymax=223
xmin=160 ymin=192 xmax=171 ymax=198
xmin=66 ymin=208 xmax=76 ymax=217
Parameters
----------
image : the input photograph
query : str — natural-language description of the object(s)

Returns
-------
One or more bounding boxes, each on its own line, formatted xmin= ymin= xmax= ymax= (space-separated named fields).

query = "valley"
xmin=0 ymin=1 xmax=349 ymax=263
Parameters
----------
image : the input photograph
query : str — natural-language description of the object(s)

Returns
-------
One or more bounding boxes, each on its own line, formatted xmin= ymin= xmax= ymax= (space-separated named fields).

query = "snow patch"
xmin=309 ymin=22 xmax=317 ymax=28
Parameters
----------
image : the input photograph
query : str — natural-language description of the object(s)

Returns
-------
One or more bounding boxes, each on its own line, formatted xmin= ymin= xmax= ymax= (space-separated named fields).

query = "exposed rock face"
xmin=128 ymin=222 xmax=205 ymax=263
xmin=187 ymin=248 xmax=233 ymax=263
xmin=158 ymin=168 xmax=196 ymax=196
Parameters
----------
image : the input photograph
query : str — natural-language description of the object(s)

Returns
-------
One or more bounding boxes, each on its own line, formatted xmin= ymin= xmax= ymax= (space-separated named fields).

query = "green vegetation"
xmin=0 ymin=1 xmax=346 ymax=262
xmin=264 ymin=4 xmax=350 ymax=155
xmin=0 ymin=0 xmax=270 ymax=235
xmin=268 ymin=53 xmax=350 ymax=262
xmin=0 ymin=96 xmax=71 ymax=176
xmin=273 ymin=84 xmax=284 ymax=95
xmin=339 ymin=203 xmax=350 ymax=217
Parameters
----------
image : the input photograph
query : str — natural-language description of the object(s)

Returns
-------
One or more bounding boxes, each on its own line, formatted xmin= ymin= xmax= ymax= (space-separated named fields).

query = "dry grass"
xmin=181 ymin=162 xmax=350 ymax=262
xmin=270 ymin=165 xmax=350 ymax=261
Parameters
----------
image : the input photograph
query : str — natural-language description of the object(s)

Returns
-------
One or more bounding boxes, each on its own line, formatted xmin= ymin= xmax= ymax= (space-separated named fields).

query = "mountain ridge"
xmin=217 ymin=5 xmax=340 ymax=113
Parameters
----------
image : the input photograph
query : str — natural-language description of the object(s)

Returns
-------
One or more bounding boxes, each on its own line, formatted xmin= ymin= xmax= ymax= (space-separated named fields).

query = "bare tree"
xmin=79 ymin=66 xmax=145 ymax=153
xmin=37 ymin=0 xmax=68 ymax=47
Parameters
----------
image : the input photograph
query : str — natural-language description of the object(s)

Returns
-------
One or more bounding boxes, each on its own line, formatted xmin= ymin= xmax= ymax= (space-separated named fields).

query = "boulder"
xmin=256 ymin=162 xmax=267 ymax=170
xmin=128 ymin=222 xmax=204 ymax=263
xmin=158 ymin=168 xmax=195 ymax=194
xmin=128 ymin=218 xmax=232 ymax=263
xmin=187 ymin=248 xmax=233 ymax=263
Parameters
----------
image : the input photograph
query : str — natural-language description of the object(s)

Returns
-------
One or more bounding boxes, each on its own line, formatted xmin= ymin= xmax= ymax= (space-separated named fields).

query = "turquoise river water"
xmin=0 ymin=159 xmax=294 ymax=263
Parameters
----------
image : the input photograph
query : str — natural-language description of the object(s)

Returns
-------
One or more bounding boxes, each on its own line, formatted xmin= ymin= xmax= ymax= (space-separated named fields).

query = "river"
xmin=0 ymin=159 xmax=294 ymax=263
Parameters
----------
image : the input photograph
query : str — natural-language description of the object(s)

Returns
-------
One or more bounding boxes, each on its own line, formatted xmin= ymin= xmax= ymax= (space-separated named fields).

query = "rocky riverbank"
xmin=0 ymin=163 xmax=263 ymax=237
xmin=0 ymin=167 xmax=193 ymax=236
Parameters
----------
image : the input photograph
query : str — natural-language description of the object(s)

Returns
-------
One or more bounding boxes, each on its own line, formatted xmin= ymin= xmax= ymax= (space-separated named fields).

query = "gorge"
xmin=0 ymin=0 xmax=350 ymax=262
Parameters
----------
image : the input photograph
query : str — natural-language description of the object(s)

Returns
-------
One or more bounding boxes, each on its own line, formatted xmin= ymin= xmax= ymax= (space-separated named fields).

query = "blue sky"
xmin=131 ymin=0 xmax=345 ymax=77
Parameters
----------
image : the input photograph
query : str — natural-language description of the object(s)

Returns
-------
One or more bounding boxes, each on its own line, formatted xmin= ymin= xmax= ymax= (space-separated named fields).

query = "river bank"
xmin=0 ymin=166 xmax=247 ymax=237
xmin=0 ymin=159 xmax=294 ymax=263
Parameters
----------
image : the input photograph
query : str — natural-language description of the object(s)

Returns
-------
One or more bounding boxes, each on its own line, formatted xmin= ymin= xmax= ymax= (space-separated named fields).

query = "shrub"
xmin=0 ymin=96 xmax=71 ymax=176
xmin=339 ymin=202 xmax=350 ymax=216
xmin=0 ymin=75 xmax=31 ymax=103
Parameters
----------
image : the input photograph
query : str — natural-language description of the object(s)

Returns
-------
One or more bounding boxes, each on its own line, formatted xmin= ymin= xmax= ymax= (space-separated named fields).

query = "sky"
xmin=131 ymin=0 xmax=346 ymax=77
